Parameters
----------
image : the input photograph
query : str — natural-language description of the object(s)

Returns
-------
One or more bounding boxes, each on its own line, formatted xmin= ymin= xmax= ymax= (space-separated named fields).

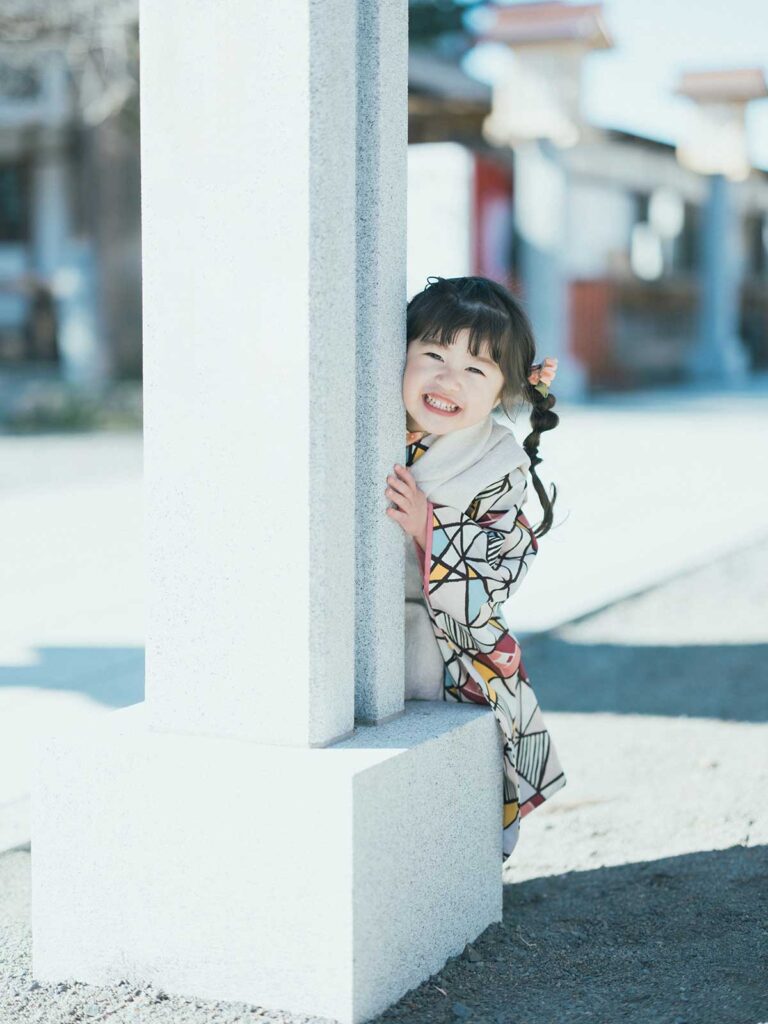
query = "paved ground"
xmin=1 ymin=381 xmax=767 ymax=1021
xmin=3 ymin=384 xmax=768 ymax=851
xmin=0 ymin=432 xmax=143 ymax=852
xmin=1 ymin=534 xmax=766 ymax=1023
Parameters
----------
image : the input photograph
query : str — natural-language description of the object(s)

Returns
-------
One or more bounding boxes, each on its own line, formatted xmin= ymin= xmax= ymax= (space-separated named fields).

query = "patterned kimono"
xmin=406 ymin=432 xmax=567 ymax=857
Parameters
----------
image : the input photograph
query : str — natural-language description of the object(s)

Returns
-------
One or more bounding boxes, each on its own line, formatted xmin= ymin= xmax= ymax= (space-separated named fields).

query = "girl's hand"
xmin=385 ymin=464 xmax=429 ymax=551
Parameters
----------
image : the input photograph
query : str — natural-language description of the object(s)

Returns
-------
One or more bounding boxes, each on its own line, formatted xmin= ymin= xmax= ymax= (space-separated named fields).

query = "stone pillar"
xmin=31 ymin=3 xmax=505 ymax=1021
xmin=141 ymin=0 xmax=358 ymax=748
xmin=31 ymin=54 xmax=107 ymax=386
xmin=354 ymin=0 xmax=408 ymax=725
xmin=687 ymin=173 xmax=749 ymax=385
xmin=672 ymin=67 xmax=767 ymax=386
xmin=30 ymin=134 xmax=70 ymax=282
xmin=514 ymin=138 xmax=587 ymax=400
xmin=32 ymin=132 xmax=104 ymax=387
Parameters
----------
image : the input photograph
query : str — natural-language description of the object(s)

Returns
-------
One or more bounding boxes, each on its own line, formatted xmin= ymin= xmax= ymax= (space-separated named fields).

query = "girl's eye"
xmin=425 ymin=351 xmax=485 ymax=375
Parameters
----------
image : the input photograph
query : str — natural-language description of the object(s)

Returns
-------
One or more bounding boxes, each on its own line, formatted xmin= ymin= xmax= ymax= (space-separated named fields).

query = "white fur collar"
xmin=408 ymin=413 xmax=529 ymax=511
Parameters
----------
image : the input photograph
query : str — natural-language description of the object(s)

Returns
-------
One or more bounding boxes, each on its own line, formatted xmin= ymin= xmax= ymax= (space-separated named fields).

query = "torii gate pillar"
xmin=30 ymin=3 xmax=503 ymax=1021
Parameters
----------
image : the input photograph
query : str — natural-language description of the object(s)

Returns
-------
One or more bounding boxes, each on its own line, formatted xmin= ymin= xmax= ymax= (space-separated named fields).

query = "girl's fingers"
xmin=387 ymin=471 xmax=410 ymax=487
xmin=385 ymin=487 xmax=411 ymax=509
xmin=386 ymin=477 xmax=411 ymax=500
xmin=393 ymin=465 xmax=424 ymax=499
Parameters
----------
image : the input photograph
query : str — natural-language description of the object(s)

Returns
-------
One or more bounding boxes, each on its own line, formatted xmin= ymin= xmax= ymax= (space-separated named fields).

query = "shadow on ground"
xmin=1 ymin=637 xmax=765 ymax=723
xmin=377 ymin=844 xmax=768 ymax=1024
xmin=520 ymin=637 xmax=768 ymax=723
xmin=0 ymin=646 xmax=144 ymax=707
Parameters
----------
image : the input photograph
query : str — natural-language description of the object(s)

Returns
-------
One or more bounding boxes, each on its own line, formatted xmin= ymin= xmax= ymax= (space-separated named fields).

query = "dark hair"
xmin=406 ymin=275 xmax=558 ymax=537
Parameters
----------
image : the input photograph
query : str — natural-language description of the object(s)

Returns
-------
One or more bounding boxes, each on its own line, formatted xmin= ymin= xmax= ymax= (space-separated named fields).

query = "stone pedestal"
xmin=32 ymin=704 xmax=502 ymax=1024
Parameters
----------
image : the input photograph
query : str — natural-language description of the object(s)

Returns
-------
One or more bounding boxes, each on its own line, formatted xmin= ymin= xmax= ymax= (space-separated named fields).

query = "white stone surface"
xmin=355 ymin=0 xmax=409 ymax=727
xmin=31 ymin=702 xmax=502 ymax=1024
xmin=407 ymin=143 xmax=474 ymax=297
xmin=140 ymin=0 xmax=358 ymax=747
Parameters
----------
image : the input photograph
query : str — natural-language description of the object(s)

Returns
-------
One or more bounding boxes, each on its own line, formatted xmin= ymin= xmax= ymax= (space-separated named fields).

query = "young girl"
xmin=384 ymin=275 xmax=567 ymax=862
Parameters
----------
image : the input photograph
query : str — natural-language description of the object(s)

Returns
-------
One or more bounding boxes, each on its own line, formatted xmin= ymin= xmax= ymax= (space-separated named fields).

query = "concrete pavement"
xmin=1 ymin=380 xmax=767 ymax=852
xmin=2 ymin=521 xmax=766 ymax=1023
xmin=1 ymin=433 xmax=143 ymax=852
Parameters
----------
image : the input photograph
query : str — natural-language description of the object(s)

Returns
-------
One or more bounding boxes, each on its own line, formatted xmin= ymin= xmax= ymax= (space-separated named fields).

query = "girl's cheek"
xmin=402 ymin=364 xmax=419 ymax=396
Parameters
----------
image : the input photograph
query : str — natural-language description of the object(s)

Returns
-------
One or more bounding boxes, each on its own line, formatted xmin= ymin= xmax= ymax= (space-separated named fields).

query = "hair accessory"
xmin=527 ymin=356 xmax=558 ymax=398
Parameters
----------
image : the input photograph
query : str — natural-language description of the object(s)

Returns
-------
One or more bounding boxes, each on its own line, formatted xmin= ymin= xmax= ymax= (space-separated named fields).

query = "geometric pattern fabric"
xmin=406 ymin=436 xmax=567 ymax=858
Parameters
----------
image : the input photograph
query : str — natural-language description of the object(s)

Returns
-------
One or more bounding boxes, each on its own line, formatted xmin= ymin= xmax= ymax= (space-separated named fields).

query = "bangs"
xmin=410 ymin=307 xmax=509 ymax=368
xmin=406 ymin=276 xmax=535 ymax=391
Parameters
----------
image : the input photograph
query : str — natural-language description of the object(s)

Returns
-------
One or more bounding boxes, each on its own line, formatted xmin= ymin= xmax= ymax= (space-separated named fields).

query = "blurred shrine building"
xmin=0 ymin=4 xmax=766 ymax=394
xmin=0 ymin=25 xmax=140 ymax=391
xmin=408 ymin=38 xmax=768 ymax=392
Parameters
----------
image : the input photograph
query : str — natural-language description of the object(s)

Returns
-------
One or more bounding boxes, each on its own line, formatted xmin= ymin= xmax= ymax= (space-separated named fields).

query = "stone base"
xmin=31 ymin=702 xmax=503 ymax=1024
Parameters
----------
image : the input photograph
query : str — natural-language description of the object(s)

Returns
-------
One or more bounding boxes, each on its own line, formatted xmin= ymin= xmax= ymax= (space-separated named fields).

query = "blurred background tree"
xmin=0 ymin=0 xmax=139 ymax=130
xmin=409 ymin=0 xmax=484 ymax=43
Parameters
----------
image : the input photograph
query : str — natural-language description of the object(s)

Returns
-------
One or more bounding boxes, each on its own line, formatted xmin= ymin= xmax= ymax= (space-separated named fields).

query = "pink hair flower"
xmin=528 ymin=356 xmax=558 ymax=396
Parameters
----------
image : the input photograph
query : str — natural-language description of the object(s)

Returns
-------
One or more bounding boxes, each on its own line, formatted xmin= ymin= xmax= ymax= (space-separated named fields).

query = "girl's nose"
xmin=433 ymin=369 xmax=460 ymax=392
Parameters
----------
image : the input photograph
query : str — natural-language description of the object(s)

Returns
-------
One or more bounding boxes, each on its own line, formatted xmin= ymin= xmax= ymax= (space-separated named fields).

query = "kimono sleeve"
xmin=415 ymin=467 xmax=538 ymax=630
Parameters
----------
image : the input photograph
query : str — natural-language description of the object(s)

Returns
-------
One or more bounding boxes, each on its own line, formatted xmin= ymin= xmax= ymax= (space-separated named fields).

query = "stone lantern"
xmin=480 ymin=1 xmax=611 ymax=149
xmin=474 ymin=1 xmax=613 ymax=399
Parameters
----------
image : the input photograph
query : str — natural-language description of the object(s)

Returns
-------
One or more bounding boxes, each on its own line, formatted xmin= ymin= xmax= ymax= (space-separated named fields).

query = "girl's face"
xmin=403 ymin=328 xmax=506 ymax=435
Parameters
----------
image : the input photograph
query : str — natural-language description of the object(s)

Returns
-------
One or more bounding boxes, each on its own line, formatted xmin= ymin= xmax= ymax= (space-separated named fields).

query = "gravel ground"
xmin=1 ymin=539 xmax=767 ymax=1024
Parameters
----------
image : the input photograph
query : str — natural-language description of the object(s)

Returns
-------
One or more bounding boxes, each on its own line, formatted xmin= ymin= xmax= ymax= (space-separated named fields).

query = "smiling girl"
xmin=384 ymin=275 xmax=566 ymax=862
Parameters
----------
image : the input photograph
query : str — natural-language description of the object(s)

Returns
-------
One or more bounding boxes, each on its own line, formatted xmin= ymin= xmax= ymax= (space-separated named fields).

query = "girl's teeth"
xmin=425 ymin=394 xmax=459 ymax=412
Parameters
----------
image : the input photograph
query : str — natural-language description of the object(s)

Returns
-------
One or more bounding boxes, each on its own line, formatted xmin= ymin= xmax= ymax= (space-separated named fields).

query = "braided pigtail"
xmin=522 ymin=382 xmax=559 ymax=538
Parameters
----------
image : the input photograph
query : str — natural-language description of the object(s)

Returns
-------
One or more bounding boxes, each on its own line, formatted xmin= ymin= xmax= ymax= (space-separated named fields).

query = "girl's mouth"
xmin=423 ymin=392 xmax=462 ymax=416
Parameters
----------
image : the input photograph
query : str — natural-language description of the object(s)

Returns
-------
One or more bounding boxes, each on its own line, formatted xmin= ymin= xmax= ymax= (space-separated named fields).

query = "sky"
xmin=461 ymin=0 xmax=768 ymax=172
